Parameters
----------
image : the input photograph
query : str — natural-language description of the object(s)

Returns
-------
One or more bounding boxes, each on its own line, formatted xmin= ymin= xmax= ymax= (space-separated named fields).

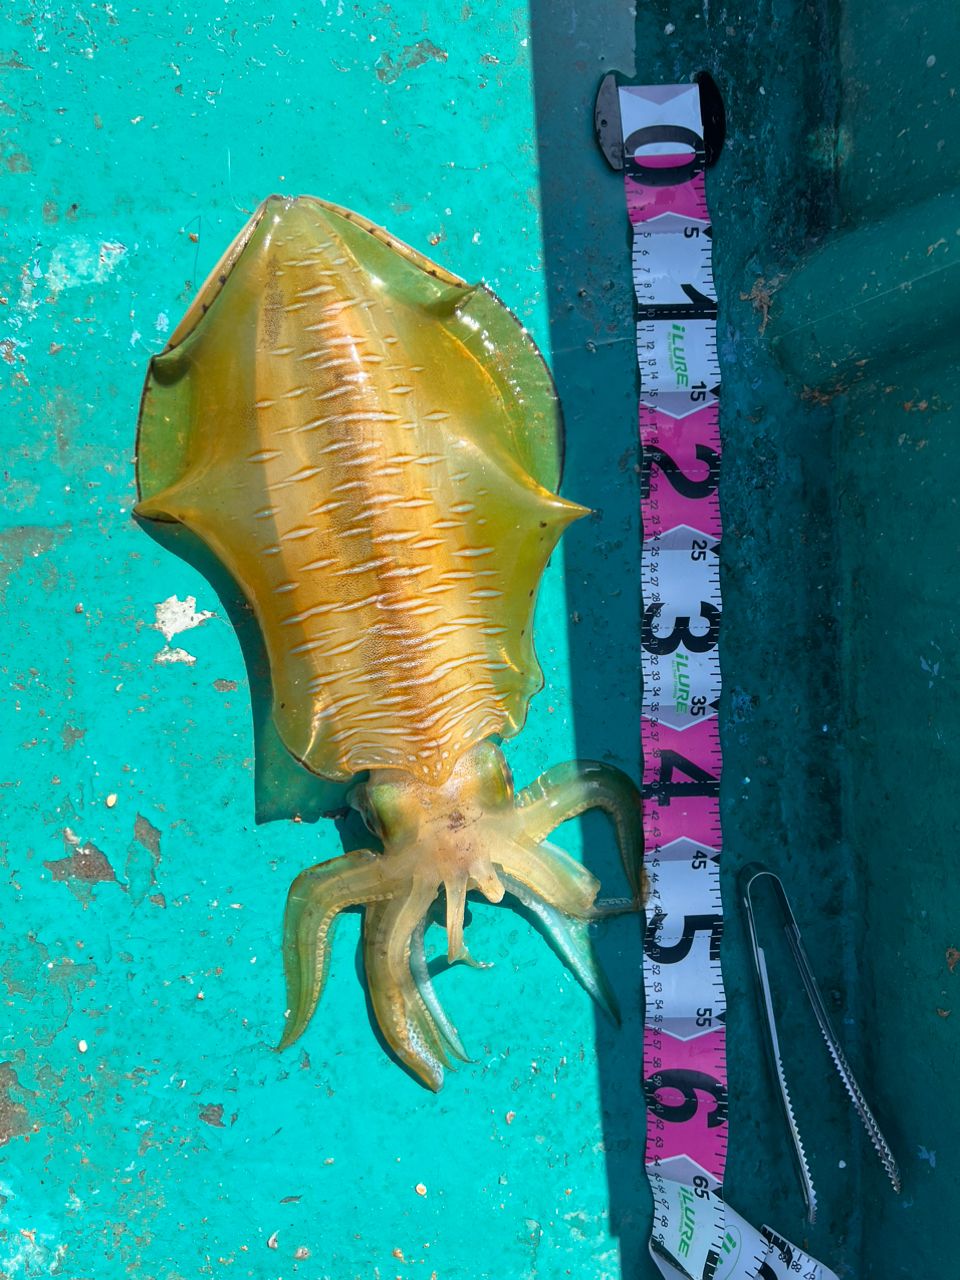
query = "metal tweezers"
xmin=738 ymin=863 xmax=901 ymax=1223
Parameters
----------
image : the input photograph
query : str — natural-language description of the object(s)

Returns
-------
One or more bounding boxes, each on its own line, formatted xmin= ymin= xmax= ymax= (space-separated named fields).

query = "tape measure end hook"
xmin=592 ymin=69 xmax=727 ymax=172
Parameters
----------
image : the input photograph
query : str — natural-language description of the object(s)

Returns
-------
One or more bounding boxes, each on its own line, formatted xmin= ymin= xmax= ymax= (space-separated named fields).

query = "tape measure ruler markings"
xmin=595 ymin=76 xmax=841 ymax=1280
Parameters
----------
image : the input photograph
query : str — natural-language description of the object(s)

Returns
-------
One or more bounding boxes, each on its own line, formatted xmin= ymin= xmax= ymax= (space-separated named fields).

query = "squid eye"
xmin=362 ymin=781 xmax=418 ymax=843
xmin=358 ymin=796 xmax=385 ymax=840
xmin=471 ymin=742 xmax=513 ymax=803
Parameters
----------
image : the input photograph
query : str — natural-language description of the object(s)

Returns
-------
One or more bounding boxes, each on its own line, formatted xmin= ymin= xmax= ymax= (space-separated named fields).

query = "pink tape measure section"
xmin=607 ymin=81 xmax=840 ymax=1280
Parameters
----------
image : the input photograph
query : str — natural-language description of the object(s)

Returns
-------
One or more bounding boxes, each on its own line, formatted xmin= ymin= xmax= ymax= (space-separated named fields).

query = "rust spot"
xmin=199 ymin=1102 xmax=225 ymax=1127
xmin=45 ymin=840 xmax=117 ymax=884
xmin=213 ymin=678 xmax=238 ymax=692
xmin=0 ymin=338 xmax=15 ymax=364
xmin=947 ymin=947 xmax=960 ymax=973
xmin=42 ymin=200 xmax=57 ymax=223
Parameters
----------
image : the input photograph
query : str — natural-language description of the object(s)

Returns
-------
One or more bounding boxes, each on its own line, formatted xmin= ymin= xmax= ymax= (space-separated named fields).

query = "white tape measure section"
xmin=650 ymin=1181 xmax=724 ymax=1280
xmin=641 ymin=526 xmax=721 ymax=729
xmin=632 ymin=227 xmax=716 ymax=311
xmin=715 ymin=1206 xmax=841 ymax=1280
xmin=636 ymin=319 xmax=719 ymax=403
xmin=645 ymin=856 xmax=724 ymax=1033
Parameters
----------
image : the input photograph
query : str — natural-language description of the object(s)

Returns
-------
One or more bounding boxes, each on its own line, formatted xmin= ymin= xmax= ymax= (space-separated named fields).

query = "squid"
xmin=135 ymin=196 xmax=643 ymax=1088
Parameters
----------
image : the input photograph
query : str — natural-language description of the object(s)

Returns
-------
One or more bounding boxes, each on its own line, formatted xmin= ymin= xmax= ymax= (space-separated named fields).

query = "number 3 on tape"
xmin=609 ymin=81 xmax=841 ymax=1280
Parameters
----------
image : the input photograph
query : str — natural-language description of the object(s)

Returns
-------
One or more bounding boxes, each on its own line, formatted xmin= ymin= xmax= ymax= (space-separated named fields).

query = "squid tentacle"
xmin=279 ymin=847 xmax=387 ymax=1050
xmin=514 ymin=760 xmax=645 ymax=904
xmin=363 ymin=880 xmax=451 ymax=1091
xmin=498 ymin=870 xmax=620 ymax=1024
xmin=493 ymin=834 xmax=601 ymax=920
xmin=411 ymin=918 xmax=470 ymax=1063
xmin=442 ymin=873 xmax=469 ymax=964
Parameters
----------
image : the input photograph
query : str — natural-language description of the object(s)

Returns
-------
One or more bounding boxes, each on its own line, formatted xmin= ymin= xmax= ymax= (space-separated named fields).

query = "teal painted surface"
xmin=5 ymin=0 xmax=956 ymax=1277
xmin=827 ymin=1 xmax=960 ymax=1271
xmin=0 ymin=4 xmax=643 ymax=1279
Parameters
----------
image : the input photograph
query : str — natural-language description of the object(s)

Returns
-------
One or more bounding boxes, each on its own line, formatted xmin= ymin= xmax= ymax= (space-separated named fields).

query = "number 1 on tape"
xmin=611 ymin=81 xmax=840 ymax=1280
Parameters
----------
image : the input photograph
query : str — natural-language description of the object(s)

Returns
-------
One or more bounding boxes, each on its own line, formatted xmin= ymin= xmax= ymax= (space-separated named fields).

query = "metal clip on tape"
xmin=738 ymin=863 xmax=901 ymax=1223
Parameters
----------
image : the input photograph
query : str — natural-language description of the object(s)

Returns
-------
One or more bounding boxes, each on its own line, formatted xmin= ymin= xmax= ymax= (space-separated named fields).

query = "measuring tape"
xmin=601 ymin=80 xmax=841 ymax=1280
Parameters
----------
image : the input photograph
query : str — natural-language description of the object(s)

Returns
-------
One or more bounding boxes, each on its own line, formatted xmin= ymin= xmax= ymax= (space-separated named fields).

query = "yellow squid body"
xmin=137 ymin=195 xmax=584 ymax=783
xmin=135 ymin=197 xmax=643 ymax=1090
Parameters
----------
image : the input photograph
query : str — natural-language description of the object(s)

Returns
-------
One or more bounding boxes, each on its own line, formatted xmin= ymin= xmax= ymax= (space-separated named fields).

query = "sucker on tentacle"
xmin=134 ymin=195 xmax=646 ymax=1090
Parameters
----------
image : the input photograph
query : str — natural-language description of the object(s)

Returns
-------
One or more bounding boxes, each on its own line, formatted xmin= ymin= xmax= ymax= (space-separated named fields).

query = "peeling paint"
xmin=60 ymin=722 xmax=86 ymax=750
xmin=44 ymin=838 xmax=117 ymax=884
xmin=133 ymin=814 xmax=161 ymax=857
xmin=375 ymin=39 xmax=448 ymax=84
xmin=127 ymin=814 xmax=162 ymax=905
xmin=150 ymin=594 xmax=214 ymax=665
xmin=45 ymin=237 xmax=127 ymax=294
xmin=154 ymin=644 xmax=198 ymax=666
xmin=0 ymin=526 xmax=68 ymax=603
xmin=0 ymin=1063 xmax=34 ymax=1146
xmin=153 ymin=594 xmax=214 ymax=641
xmin=199 ymin=1102 xmax=225 ymax=1127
